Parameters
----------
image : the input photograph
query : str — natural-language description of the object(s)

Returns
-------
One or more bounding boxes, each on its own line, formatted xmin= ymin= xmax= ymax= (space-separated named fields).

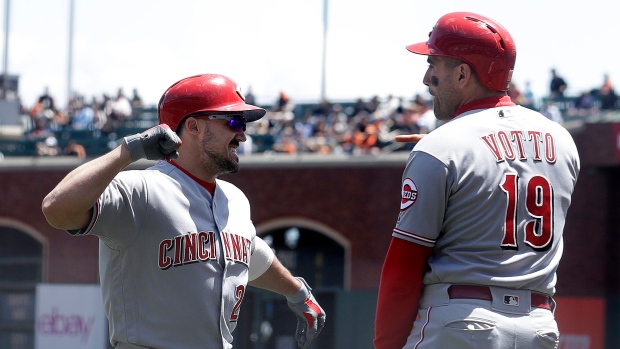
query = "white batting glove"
xmin=286 ymin=277 xmax=326 ymax=349
xmin=123 ymin=124 xmax=182 ymax=162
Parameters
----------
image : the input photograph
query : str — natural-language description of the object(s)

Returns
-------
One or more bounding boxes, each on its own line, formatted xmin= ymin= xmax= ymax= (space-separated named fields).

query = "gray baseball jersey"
xmin=70 ymin=160 xmax=255 ymax=349
xmin=394 ymin=104 xmax=580 ymax=295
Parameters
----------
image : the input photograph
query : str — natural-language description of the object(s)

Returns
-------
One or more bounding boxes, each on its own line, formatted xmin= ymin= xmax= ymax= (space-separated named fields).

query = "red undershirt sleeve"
xmin=374 ymin=237 xmax=434 ymax=349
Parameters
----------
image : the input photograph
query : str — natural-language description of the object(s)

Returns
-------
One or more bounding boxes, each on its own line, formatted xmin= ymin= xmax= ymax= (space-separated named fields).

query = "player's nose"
xmin=423 ymin=69 xmax=432 ymax=87
xmin=235 ymin=130 xmax=247 ymax=143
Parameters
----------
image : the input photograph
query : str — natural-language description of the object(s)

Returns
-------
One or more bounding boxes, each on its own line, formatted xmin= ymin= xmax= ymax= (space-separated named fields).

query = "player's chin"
xmin=226 ymin=151 xmax=241 ymax=171
xmin=220 ymin=159 xmax=240 ymax=174
xmin=229 ymin=148 xmax=240 ymax=163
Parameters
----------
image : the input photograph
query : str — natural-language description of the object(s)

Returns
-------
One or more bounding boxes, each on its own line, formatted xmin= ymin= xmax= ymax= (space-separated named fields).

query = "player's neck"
xmin=167 ymin=160 xmax=216 ymax=194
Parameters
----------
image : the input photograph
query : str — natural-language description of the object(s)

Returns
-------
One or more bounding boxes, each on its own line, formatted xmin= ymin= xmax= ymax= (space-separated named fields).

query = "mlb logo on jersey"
xmin=400 ymin=178 xmax=418 ymax=211
xmin=504 ymin=295 xmax=519 ymax=306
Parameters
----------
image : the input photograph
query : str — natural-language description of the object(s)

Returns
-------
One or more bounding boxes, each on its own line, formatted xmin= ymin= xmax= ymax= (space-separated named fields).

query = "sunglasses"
xmin=191 ymin=113 xmax=247 ymax=132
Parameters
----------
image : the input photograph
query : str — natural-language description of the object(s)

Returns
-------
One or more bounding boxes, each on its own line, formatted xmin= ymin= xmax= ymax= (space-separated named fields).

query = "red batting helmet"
xmin=406 ymin=12 xmax=516 ymax=91
xmin=158 ymin=74 xmax=266 ymax=132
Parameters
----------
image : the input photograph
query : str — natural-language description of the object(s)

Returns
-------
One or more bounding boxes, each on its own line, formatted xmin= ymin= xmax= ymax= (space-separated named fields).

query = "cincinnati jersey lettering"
xmin=221 ymin=232 xmax=251 ymax=266
xmin=158 ymin=231 xmax=252 ymax=269
xmin=158 ymin=231 xmax=217 ymax=269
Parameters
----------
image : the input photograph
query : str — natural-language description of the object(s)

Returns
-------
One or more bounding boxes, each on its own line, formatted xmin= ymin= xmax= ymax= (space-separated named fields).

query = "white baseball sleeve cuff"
xmin=248 ymin=236 xmax=275 ymax=281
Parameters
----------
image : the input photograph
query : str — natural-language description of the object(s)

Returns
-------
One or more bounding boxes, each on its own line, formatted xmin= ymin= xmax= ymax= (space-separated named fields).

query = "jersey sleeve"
xmin=393 ymin=150 xmax=450 ymax=247
xmin=248 ymin=236 xmax=275 ymax=281
xmin=81 ymin=171 xmax=150 ymax=249
xmin=374 ymin=237 xmax=433 ymax=349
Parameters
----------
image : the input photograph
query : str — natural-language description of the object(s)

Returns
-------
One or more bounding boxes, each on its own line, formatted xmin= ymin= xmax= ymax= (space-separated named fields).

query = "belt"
xmin=447 ymin=284 xmax=553 ymax=311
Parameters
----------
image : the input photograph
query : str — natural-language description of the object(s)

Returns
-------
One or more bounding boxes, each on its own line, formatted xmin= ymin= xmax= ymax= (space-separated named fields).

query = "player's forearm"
xmin=374 ymin=265 xmax=420 ymax=347
xmin=374 ymin=238 xmax=432 ymax=349
xmin=248 ymin=256 xmax=302 ymax=296
xmin=42 ymin=144 xmax=133 ymax=230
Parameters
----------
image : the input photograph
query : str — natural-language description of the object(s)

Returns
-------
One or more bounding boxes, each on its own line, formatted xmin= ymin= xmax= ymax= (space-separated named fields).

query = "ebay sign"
xmin=35 ymin=284 xmax=106 ymax=349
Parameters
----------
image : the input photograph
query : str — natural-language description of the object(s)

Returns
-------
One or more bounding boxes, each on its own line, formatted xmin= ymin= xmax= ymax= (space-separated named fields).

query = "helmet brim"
xmin=202 ymin=102 xmax=266 ymax=122
xmin=406 ymin=42 xmax=432 ymax=55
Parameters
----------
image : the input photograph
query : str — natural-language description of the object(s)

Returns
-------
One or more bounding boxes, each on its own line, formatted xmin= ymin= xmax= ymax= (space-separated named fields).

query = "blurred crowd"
xmin=24 ymin=86 xmax=143 ymax=157
xmin=19 ymin=68 xmax=619 ymax=158
xmin=508 ymin=69 xmax=619 ymax=124
xmin=243 ymin=92 xmax=437 ymax=155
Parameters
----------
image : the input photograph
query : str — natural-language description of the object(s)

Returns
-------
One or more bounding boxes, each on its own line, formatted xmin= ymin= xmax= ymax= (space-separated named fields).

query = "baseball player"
xmin=374 ymin=12 xmax=580 ymax=349
xmin=42 ymin=74 xmax=325 ymax=349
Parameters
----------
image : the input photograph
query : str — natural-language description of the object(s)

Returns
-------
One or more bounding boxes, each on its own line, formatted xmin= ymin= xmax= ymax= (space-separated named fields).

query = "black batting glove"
xmin=123 ymin=124 xmax=182 ymax=162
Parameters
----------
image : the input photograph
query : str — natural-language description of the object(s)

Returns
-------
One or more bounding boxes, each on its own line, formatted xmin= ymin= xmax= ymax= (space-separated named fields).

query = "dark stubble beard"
xmin=430 ymin=73 xmax=459 ymax=121
xmin=201 ymin=128 xmax=239 ymax=176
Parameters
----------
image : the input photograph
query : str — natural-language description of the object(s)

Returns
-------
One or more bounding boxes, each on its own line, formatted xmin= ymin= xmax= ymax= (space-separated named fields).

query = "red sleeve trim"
xmin=393 ymin=228 xmax=436 ymax=245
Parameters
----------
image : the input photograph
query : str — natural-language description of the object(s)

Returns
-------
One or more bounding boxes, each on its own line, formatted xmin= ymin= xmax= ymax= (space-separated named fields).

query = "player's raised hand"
xmin=123 ymin=124 xmax=182 ymax=162
xmin=286 ymin=278 xmax=326 ymax=349
xmin=395 ymin=134 xmax=426 ymax=143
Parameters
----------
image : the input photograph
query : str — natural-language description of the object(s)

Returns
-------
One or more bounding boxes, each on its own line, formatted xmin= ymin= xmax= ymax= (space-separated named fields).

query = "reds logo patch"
xmin=400 ymin=178 xmax=418 ymax=211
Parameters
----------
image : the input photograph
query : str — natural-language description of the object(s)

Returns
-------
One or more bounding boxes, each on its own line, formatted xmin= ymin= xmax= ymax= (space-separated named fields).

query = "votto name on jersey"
xmin=157 ymin=231 xmax=251 ymax=270
xmin=480 ymin=130 xmax=556 ymax=164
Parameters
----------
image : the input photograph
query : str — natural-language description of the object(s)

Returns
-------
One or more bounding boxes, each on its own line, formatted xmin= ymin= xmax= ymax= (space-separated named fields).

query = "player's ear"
xmin=456 ymin=63 xmax=474 ymax=88
xmin=458 ymin=64 xmax=468 ymax=81
xmin=183 ymin=117 xmax=201 ymax=135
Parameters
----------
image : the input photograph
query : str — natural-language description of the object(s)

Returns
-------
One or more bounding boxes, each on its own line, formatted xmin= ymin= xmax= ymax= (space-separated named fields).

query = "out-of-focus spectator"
xmin=110 ymin=88 xmax=132 ymax=115
xmin=30 ymin=100 xmax=52 ymax=121
xmin=244 ymin=86 xmax=256 ymax=105
xmin=29 ymin=87 xmax=59 ymax=134
xmin=71 ymin=100 xmax=95 ymax=130
xmin=36 ymin=136 xmax=60 ymax=156
xmin=412 ymin=94 xmax=436 ymax=133
xmin=373 ymin=95 xmax=401 ymax=120
xmin=63 ymin=140 xmax=87 ymax=158
xmin=366 ymin=96 xmax=380 ymax=115
xmin=273 ymin=136 xmax=297 ymax=154
xmin=37 ymin=87 xmax=56 ymax=112
xmin=131 ymin=88 xmax=144 ymax=119
xmin=312 ymin=98 xmax=332 ymax=117
xmin=267 ymin=91 xmax=294 ymax=125
xmin=27 ymin=117 xmax=55 ymax=140
xmin=508 ymin=82 xmax=523 ymax=105
xmin=91 ymin=97 xmax=107 ymax=130
xmin=396 ymin=107 xmax=422 ymax=135
xmin=352 ymin=121 xmax=379 ymax=155
xmin=541 ymin=100 xmax=564 ymax=124
xmin=521 ymin=81 xmax=536 ymax=110
xmin=52 ymin=110 xmax=71 ymax=130
xmin=573 ymin=90 xmax=597 ymax=117
xmin=295 ymin=114 xmax=316 ymax=143
xmin=238 ymin=134 xmax=253 ymax=155
xmin=349 ymin=98 xmax=369 ymax=117
xmin=328 ymin=104 xmax=349 ymax=136
xmin=549 ymin=68 xmax=568 ymax=99
xmin=103 ymin=88 xmax=132 ymax=132
xmin=599 ymin=74 xmax=618 ymax=110
xmin=275 ymin=91 xmax=290 ymax=112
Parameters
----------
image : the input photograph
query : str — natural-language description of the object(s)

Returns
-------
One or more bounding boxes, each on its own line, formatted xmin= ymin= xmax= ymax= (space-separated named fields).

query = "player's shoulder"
xmin=413 ymin=105 xmax=572 ymax=155
xmin=215 ymin=179 xmax=248 ymax=198
xmin=511 ymin=106 xmax=576 ymax=140
xmin=113 ymin=161 xmax=182 ymax=187
xmin=215 ymin=179 xmax=252 ymax=212
xmin=215 ymin=179 xmax=240 ymax=191
xmin=119 ymin=161 xmax=171 ymax=179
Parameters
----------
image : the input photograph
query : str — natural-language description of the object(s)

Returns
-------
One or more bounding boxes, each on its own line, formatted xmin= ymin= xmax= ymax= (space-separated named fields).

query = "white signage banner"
xmin=35 ymin=284 xmax=107 ymax=349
